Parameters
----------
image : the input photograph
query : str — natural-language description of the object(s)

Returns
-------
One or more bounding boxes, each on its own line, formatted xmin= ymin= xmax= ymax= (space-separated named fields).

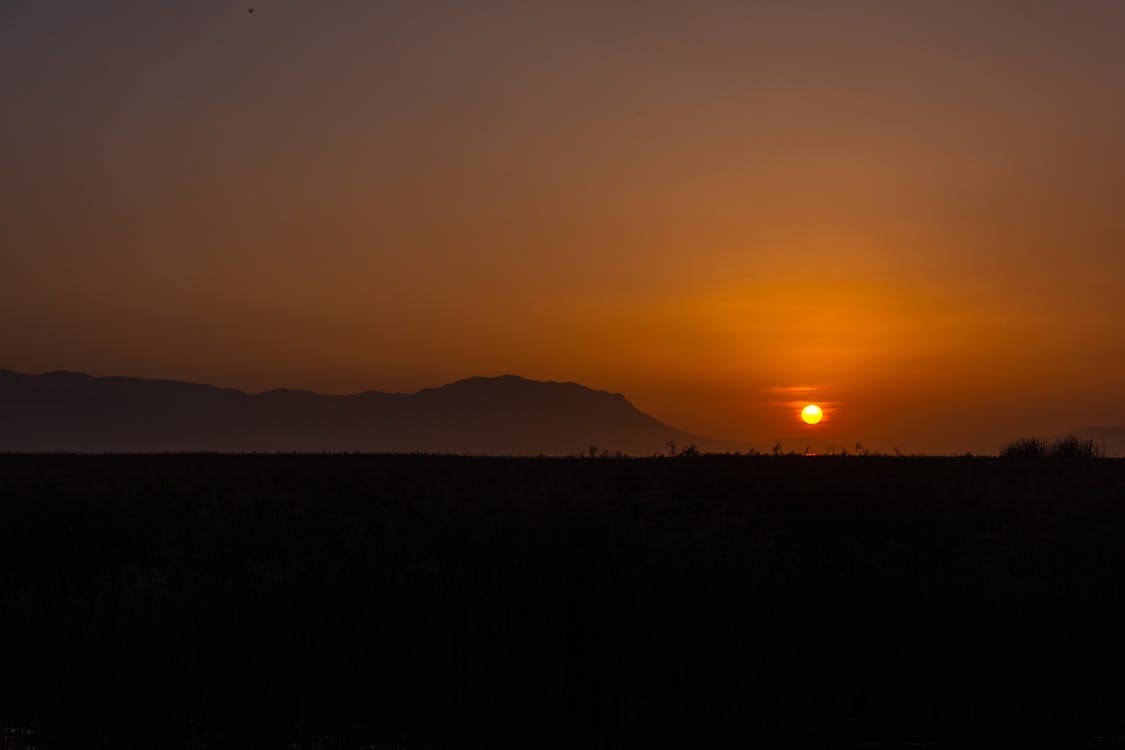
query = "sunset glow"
xmin=2 ymin=2 xmax=1124 ymax=454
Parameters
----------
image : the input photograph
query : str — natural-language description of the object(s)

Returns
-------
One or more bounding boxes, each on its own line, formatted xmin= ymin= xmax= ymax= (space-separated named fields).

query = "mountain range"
xmin=0 ymin=369 xmax=726 ymax=455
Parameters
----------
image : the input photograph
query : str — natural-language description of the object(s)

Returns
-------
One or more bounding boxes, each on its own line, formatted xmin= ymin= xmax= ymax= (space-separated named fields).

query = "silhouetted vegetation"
xmin=2 ymin=454 xmax=1125 ymax=748
xmin=1001 ymin=433 xmax=1107 ymax=459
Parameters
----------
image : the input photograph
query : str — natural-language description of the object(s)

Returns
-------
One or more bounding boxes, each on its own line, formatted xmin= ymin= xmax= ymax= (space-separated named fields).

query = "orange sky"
xmin=3 ymin=1 xmax=1125 ymax=453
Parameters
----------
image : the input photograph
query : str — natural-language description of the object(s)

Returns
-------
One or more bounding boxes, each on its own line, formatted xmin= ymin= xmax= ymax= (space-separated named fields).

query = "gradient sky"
xmin=4 ymin=1 xmax=1125 ymax=453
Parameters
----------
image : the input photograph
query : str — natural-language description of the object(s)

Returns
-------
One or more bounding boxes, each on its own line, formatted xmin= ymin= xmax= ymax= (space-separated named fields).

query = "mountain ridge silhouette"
xmin=0 ymin=369 xmax=730 ymax=454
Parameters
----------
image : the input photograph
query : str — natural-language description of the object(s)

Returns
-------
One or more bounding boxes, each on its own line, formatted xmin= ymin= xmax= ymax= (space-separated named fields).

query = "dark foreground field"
xmin=2 ymin=454 xmax=1125 ymax=749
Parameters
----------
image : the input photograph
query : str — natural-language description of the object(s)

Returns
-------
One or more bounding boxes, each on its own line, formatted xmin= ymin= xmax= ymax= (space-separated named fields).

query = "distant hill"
xmin=0 ymin=370 xmax=727 ymax=454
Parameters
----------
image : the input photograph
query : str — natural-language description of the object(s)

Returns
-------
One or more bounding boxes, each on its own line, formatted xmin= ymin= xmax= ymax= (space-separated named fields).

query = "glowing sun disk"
xmin=801 ymin=404 xmax=823 ymax=425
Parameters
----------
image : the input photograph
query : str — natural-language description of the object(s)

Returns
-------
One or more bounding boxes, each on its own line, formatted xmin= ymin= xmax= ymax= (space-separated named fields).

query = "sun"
xmin=801 ymin=404 xmax=823 ymax=425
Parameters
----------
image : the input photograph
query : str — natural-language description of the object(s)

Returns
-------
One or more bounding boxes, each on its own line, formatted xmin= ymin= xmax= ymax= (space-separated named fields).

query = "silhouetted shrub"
xmin=1001 ymin=434 xmax=1105 ymax=459
xmin=678 ymin=442 xmax=700 ymax=457
xmin=1049 ymin=434 xmax=1106 ymax=458
xmin=1001 ymin=437 xmax=1049 ymax=458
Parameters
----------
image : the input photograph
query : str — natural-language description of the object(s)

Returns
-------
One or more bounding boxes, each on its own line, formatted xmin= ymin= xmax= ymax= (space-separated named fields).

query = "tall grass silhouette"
xmin=1001 ymin=433 xmax=1106 ymax=458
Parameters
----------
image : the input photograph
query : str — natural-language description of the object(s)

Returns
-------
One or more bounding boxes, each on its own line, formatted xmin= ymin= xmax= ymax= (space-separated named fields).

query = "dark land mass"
xmin=2 ymin=454 xmax=1125 ymax=748
xmin=0 ymin=369 xmax=728 ymax=455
